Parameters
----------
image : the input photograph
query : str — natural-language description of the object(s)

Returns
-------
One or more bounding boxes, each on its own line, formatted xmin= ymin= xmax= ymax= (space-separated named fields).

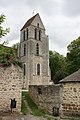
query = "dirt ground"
xmin=1 ymin=115 xmax=46 ymax=120
xmin=0 ymin=114 xmax=55 ymax=120
xmin=0 ymin=114 xmax=61 ymax=120
xmin=0 ymin=112 xmax=80 ymax=120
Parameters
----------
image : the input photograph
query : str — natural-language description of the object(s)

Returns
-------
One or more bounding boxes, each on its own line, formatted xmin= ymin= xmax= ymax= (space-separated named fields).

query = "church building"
xmin=18 ymin=13 xmax=51 ymax=90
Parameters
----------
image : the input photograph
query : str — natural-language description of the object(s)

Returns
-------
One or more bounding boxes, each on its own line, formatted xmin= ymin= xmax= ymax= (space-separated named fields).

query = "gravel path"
xmin=0 ymin=114 xmax=62 ymax=120
xmin=1 ymin=114 xmax=80 ymax=120
xmin=1 ymin=114 xmax=48 ymax=120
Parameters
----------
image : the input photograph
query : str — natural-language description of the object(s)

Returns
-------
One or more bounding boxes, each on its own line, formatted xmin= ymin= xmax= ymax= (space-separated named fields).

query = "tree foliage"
xmin=12 ymin=42 xmax=19 ymax=49
xmin=0 ymin=44 xmax=22 ymax=67
xmin=53 ymin=70 xmax=65 ymax=84
xmin=66 ymin=37 xmax=80 ymax=74
xmin=0 ymin=14 xmax=9 ymax=39
xmin=49 ymin=50 xmax=67 ymax=83
xmin=49 ymin=36 xmax=80 ymax=84
xmin=0 ymin=14 xmax=22 ymax=67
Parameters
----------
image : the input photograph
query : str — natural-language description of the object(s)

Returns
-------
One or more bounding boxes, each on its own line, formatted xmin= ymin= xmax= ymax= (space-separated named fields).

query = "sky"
xmin=0 ymin=0 xmax=80 ymax=56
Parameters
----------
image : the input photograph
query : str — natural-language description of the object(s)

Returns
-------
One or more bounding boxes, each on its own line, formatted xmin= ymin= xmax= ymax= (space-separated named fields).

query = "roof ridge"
xmin=20 ymin=13 xmax=39 ymax=31
xmin=60 ymin=69 xmax=80 ymax=83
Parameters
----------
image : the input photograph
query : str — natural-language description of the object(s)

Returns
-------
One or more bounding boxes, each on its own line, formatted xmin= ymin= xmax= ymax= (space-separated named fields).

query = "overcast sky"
xmin=0 ymin=0 xmax=80 ymax=56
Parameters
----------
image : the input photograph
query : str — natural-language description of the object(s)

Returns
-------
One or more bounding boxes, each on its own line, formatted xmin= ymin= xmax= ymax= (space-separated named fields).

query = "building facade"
xmin=0 ymin=64 xmax=23 ymax=113
xmin=18 ymin=13 xmax=51 ymax=89
xmin=60 ymin=69 xmax=80 ymax=117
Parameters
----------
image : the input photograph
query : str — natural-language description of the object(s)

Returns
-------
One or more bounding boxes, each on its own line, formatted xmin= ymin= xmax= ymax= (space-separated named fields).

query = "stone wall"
xmin=61 ymin=82 xmax=80 ymax=117
xmin=29 ymin=85 xmax=61 ymax=115
xmin=29 ymin=83 xmax=80 ymax=117
xmin=0 ymin=64 xmax=23 ymax=113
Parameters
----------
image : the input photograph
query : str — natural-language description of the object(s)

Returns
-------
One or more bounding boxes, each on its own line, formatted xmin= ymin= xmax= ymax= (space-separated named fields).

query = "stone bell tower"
xmin=18 ymin=13 xmax=51 ymax=90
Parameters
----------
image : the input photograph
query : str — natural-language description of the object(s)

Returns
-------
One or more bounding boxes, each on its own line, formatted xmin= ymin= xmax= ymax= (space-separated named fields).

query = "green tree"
xmin=12 ymin=42 xmax=19 ymax=49
xmin=49 ymin=50 xmax=67 ymax=83
xmin=66 ymin=36 xmax=80 ymax=74
xmin=0 ymin=44 xmax=16 ymax=66
xmin=54 ymin=70 xmax=65 ymax=84
xmin=0 ymin=14 xmax=9 ymax=39
xmin=0 ymin=14 xmax=22 ymax=67
xmin=0 ymin=44 xmax=22 ymax=67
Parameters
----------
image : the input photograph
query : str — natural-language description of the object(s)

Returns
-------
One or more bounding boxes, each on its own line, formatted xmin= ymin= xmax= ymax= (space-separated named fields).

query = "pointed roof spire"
xmin=20 ymin=13 xmax=39 ymax=31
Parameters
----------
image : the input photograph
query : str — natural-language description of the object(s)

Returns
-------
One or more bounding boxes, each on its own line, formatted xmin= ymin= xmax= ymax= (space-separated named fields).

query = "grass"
xmin=24 ymin=92 xmax=38 ymax=110
xmin=21 ymin=91 xmax=45 ymax=116
xmin=21 ymin=98 xmax=28 ymax=115
xmin=21 ymin=91 xmax=29 ymax=115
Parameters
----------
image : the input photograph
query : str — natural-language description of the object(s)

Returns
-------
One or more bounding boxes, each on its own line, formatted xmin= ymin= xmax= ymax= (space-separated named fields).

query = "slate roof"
xmin=20 ymin=13 xmax=39 ymax=31
xmin=60 ymin=69 xmax=80 ymax=83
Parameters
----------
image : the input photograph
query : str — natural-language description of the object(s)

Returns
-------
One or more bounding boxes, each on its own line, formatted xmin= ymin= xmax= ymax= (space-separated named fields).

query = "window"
xmin=39 ymin=30 xmax=41 ymax=40
xmin=36 ymin=43 xmax=39 ymax=55
xmin=24 ymin=44 xmax=26 ymax=56
xmin=35 ymin=28 xmax=37 ymax=39
xmin=53 ymin=107 xmax=59 ymax=116
xmin=37 ymin=23 xmax=39 ymax=27
xmin=38 ymin=88 xmax=42 ymax=94
xmin=37 ymin=64 xmax=40 ymax=75
xmin=27 ymin=28 xmax=28 ymax=39
xmin=23 ymin=64 xmax=26 ymax=76
xmin=23 ymin=30 xmax=25 ymax=40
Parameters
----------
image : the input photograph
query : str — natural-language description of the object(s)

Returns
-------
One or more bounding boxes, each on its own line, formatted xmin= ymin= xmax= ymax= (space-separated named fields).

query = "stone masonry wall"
xmin=29 ymin=85 xmax=61 ymax=115
xmin=61 ymin=82 xmax=80 ymax=117
xmin=20 ymin=14 xmax=51 ymax=90
xmin=0 ymin=64 xmax=23 ymax=113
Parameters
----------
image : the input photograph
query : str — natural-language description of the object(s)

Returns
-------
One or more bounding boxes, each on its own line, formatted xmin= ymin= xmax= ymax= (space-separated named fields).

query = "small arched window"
xmin=27 ymin=28 xmax=28 ymax=39
xmin=35 ymin=28 xmax=37 ymax=39
xmin=37 ymin=64 xmax=40 ymax=75
xmin=36 ymin=43 xmax=39 ymax=55
xmin=23 ymin=30 xmax=25 ymax=40
xmin=24 ymin=44 xmax=26 ymax=56
xmin=37 ymin=23 xmax=39 ymax=28
xmin=39 ymin=30 xmax=41 ymax=40
xmin=23 ymin=64 xmax=26 ymax=76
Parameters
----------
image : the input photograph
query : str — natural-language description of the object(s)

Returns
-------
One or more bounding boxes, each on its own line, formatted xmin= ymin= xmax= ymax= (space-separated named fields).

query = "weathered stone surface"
xmin=29 ymin=85 xmax=61 ymax=115
xmin=29 ymin=73 xmax=80 ymax=117
xmin=19 ymin=14 xmax=52 ymax=90
xmin=0 ymin=64 xmax=23 ymax=113
xmin=60 ymin=82 xmax=80 ymax=117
